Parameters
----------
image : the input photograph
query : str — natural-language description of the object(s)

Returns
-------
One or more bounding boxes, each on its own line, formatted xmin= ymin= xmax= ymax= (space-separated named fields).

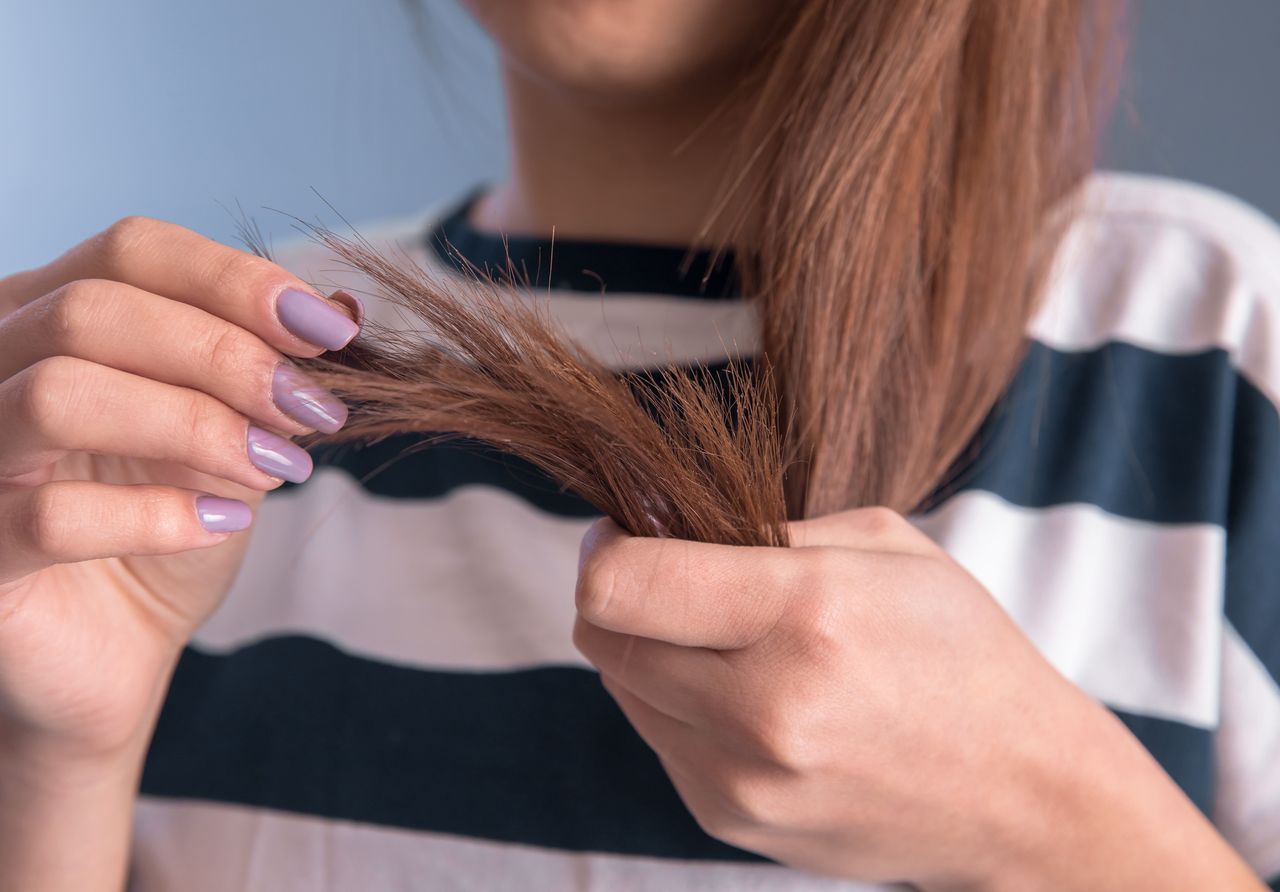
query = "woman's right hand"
xmin=0 ymin=215 xmax=360 ymax=765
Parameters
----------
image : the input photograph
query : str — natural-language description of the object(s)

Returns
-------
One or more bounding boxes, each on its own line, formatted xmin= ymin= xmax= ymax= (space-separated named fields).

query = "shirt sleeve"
xmin=1213 ymin=269 xmax=1280 ymax=885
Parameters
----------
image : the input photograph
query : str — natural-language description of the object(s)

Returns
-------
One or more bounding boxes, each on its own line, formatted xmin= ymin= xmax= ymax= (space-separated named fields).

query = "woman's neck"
xmin=472 ymin=67 xmax=750 ymax=247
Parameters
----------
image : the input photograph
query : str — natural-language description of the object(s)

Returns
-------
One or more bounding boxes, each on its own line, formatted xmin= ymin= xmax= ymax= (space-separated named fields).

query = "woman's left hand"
xmin=572 ymin=508 xmax=1265 ymax=892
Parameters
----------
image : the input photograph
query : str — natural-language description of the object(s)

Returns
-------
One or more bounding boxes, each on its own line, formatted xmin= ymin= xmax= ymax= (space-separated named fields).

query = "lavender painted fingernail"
xmin=246 ymin=425 xmax=314 ymax=484
xmin=272 ymin=362 xmax=348 ymax=434
xmin=276 ymin=287 xmax=359 ymax=351
xmin=196 ymin=496 xmax=252 ymax=533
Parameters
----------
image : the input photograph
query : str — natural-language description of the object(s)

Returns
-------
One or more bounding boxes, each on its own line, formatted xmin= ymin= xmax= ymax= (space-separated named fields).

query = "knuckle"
xmin=854 ymin=505 xmax=907 ymax=537
xmin=198 ymin=322 xmax=255 ymax=380
xmin=795 ymin=546 xmax=846 ymax=595
xmin=94 ymin=216 xmax=158 ymax=273
xmin=173 ymin=392 xmax=223 ymax=448
xmin=43 ymin=280 xmax=108 ymax=348
xmin=789 ymin=548 xmax=847 ymax=614
xmin=766 ymin=548 xmax=851 ymax=662
xmin=206 ymin=247 xmax=271 ymax=298
xmin=16 ymin=356 xmax=84 ymax=433
xmin=135 ymin=487 xmax=187 ymax=543
xmin=713 ymin=770 xmax=791 ymax=831
xmin=751 ymin=706 xmax=815 ymax=771
xmin=795 ymin=590 xmax=846 ymax=653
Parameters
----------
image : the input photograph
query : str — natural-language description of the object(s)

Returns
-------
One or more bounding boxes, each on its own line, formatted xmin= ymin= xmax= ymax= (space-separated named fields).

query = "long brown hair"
xmin=726 ymin=0 xmax=1125 ymax=516
xmin=276 ymin=0 xmax=1126 ymax=546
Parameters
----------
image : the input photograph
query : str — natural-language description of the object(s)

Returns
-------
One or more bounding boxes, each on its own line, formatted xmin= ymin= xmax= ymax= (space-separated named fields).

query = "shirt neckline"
xmin=423 ymin=186 xmax=742 ymax=300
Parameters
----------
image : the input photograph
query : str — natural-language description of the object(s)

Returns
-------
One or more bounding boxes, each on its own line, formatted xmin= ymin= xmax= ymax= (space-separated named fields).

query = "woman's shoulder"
xmin=1074 ymin=171 xmax=1280 ymax=283
xmin=1034 ymin=172 xmax=1280 ymax=396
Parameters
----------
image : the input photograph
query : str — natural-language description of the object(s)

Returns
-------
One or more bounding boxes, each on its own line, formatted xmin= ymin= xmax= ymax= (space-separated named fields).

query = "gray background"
xmin=1 ymin=0 xmax=1276 ymax=274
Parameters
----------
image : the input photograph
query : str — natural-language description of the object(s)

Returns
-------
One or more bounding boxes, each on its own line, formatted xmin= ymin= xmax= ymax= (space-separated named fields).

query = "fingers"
xmin=573 ymin=617 xmax=729 ymax=725
xmin=0 ymin=481 xmax=251 ymax=585
xmin=598 ymin=672 xmax=697 ymax=753
xmin=0 ymin=356 xmax=311 ymax=489
xmin=0 ymin=279 xmax=347 ymax=436
xmin=576 ymin=518 xmax=798 ymax=650
xmin=0 ymin=216 xmax=359 ymax=357
xmin=575 ymin=507 xmax=942 ymax=649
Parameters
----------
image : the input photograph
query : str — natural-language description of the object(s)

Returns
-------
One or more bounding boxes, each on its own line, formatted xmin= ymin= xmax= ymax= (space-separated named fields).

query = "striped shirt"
xmin=130 ymin=172 xmax=1280 ymax=890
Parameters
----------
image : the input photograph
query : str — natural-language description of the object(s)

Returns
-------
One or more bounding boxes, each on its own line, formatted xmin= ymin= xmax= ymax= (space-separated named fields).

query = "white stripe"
xmin=1035 ymin=172 xmax=1280 ymax=408
xmin=913 ymin=491 xmax=1224 ymax=728
xmin=493 ymin=287 xmax=759 ymax=369
xmin=1213 ymin=623 xmax=1280 ymax=879
xmin=280 ymin=176 xmax=1280 ymax=399
xmin=197 ymin=475 xmax=1225 ymax=729
xmin=276 ymin=220 xmax=761 ymax=371
xmin=194 ymin=471 xmax=593 ymax=671
xmin=130 ymin=799 xmax=886 ymax=892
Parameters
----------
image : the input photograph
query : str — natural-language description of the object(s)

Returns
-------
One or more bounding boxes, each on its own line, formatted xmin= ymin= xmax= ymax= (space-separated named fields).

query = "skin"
xmin=0 ymin=0 xmax=1266 ymax=889
xmin=0 ymin=220 xmax=359 ymax=889
xmin=462 ymin=0 xmax=786 ymax=245
xmin=575 ymin=514 xmax=1264 ymax=889
xmin=468 ymin=0 xmax=1268 ymax=888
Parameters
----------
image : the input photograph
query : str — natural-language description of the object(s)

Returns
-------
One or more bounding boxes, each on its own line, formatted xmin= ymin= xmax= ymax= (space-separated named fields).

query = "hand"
xmin=0 ymin=215 xmax=357 ymax=760
xmin=573 ymin=509 xmax=1265 ymax=891
xmin=0 ymin=216 xmax=360 ymax=891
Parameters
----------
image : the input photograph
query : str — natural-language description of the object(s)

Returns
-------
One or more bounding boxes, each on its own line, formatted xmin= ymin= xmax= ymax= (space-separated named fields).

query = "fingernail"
xmin=246 ymin=425 xmax=314 ymax=484
xmin=271 ymin=362 xmax=348 ymax=434
xmin=276 ymin=287 xmax=359 ymax=351
xmin=196 ymin=496 xmax=253 ymax=533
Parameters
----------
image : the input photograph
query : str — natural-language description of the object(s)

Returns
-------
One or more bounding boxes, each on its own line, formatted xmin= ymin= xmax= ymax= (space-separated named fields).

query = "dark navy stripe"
xmin=947 ymin=341 xmax=1279 ymax=686
xmin=296 ymin=341 xmax=1263 ymax=528
xmin=1222 ymin=372 xmax=1280 ymax=686
xmin=427 ymin=187 xmax=742 ymax=300
xmin=286 ymin=437 xmax=601 ymax=517
xmin=288 ymin=338 xmax=1280 ymax=683
xmin=926 ymin=340 xmax=1238 ymax=525
xmin=141 ymin=635 xmax=1214 ymax=856
xmin=143 ymin=636 xmax=760 ymax=861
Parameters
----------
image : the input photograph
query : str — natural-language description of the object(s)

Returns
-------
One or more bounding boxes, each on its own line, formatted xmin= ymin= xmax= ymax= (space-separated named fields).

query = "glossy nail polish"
xmin=196 ymin=496 xmax=253 ymax=533
xmin=276 ymin=287 xmax=359 ymax=351
xmin=246 ymin=425 xmax=314 ymax=484
xmin=271 ymin=362 xmax=348 ymax=433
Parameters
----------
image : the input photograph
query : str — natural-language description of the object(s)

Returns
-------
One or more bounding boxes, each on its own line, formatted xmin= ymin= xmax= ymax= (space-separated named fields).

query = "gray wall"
xmin=1104 ymin=0 xmax=1280 ymax=220
xmin=2 ymin=1 xmax=1276 ymax=274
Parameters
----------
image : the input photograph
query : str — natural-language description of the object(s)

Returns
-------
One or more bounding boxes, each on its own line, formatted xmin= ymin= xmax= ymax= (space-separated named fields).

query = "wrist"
xmin=0 ymin=718 xmax=151 ymax=802
xmin=0 ymin=727 xmax=146 ymax=892
xmin=0 ymin=640 xmax=181 ymax=769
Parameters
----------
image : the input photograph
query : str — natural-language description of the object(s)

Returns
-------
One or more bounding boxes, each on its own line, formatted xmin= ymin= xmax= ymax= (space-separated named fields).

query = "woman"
xmin=0 ymin=1 xmax=1276 ymax=888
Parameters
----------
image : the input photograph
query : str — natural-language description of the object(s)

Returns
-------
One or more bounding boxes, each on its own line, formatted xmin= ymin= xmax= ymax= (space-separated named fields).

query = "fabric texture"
xmin=128 ymin=172 xmax=1280 ymax=891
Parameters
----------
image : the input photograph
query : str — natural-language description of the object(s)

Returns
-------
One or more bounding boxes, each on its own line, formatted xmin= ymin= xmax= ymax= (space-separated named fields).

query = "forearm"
xmin=0 ymin=731 xmax=149 ymax=892
xmin=970 ymin=702 xmax=1264 ymax=892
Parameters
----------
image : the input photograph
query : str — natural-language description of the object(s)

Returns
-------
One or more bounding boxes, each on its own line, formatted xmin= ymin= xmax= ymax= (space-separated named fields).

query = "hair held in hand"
xmin=248 ymin=0 xmax=1123 ymax=549
xmin=252 ymin=225 xmax=792 ymax=548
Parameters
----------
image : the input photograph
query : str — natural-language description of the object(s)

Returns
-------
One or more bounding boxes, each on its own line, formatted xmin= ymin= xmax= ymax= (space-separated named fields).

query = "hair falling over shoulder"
xmin=258 ymin=0 xmax=1126 ymax=548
